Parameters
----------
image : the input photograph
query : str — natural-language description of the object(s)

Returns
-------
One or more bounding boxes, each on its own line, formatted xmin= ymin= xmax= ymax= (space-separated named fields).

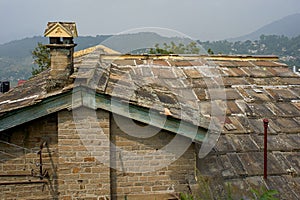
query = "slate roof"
xmin=0 ymin=45 xmax=300 ymax=198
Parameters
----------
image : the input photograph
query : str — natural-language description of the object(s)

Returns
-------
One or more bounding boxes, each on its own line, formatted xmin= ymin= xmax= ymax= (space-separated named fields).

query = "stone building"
xmin=0 ymin=22 xmax=299 ymax=199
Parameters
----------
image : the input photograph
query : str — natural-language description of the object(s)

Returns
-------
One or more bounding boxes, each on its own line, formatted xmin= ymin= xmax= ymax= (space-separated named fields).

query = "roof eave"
xmin=0 ymin=86 xmax=207 ymax=142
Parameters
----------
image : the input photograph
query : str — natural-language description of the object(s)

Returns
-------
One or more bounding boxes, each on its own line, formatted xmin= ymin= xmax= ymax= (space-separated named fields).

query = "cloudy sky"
xmin=0 ymin=0 xmax=300 ymax=44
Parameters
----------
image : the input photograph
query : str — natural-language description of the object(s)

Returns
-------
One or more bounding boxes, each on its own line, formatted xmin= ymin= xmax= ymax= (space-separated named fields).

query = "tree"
xmin=149 ymin=42 xmax=200 ymax=54
xmin=31 ymin=42 xmax=50 ymax=76
xmin=207 ymin=48 xmax=214 ymax=55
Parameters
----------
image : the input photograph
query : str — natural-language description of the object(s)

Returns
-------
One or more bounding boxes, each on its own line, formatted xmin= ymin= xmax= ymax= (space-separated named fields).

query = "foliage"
xmin=180 ymin=185 xmax=279 ymax=200
xmin=225 ymin=183 xmax=234 ymax=200
xmin=180 ymin=193 xmax=194 ymax=200
xmin=1 ymin=34 xmax=300 ymax=83
xmin=207 ymin=48 xmax=214 ymax=55
xmin=251 ymin=187 xmax=279 ymax=200
xmin=195 ymin=173 xmax=214 ymax=200
xmin=149 ymin=42 xmax=200 ymax=54
xmin=199 ymin=34 xmax=300 ymax=68
xmin=179 ymin=172 xmax=280 ymax=200
xmin=31 ymin=42 xmax=50 ymax=76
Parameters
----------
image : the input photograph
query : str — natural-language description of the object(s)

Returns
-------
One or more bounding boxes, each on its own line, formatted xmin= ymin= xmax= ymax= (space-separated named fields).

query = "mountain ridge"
xmin=1 ymin=12 xmax=300 ymax=84
xmin=228 ymin=13 xmax=300 ymax=41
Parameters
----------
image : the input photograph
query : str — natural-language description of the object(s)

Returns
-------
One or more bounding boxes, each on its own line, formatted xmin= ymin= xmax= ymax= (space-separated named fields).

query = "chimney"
xmin=0 ymin=81 xmax=10 ymax=93
xmin=44 ymin=22 xmax=78 ymax=90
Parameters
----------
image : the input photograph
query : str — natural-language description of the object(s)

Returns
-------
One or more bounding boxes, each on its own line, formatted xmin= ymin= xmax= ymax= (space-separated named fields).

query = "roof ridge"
xmin=74 ymin=45 xmax=120 ymax=58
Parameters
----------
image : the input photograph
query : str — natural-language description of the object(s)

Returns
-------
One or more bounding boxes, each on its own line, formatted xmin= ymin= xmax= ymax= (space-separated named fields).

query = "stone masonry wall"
xmin=110 ymin=114 xmax=196 ymax=199
xmin=57 ymin=108 xmax=196 ymax=200
xmin=0 ymin=114 xmax=58 ymax=200
xmin=0 ymin=107 xmax=196 ymax=200
xmin=57 ymin=108 xmax=111 ymax=200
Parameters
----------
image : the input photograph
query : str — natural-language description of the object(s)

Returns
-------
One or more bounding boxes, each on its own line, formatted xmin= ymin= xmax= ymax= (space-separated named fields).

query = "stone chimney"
xmin=44 ymin=22 xmax=78 ymax=90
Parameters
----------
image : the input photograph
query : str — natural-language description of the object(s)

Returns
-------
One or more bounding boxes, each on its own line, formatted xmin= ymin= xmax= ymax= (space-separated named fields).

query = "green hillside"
xmin=1 ymin=33 xmax=299 ymax=86
xmin=0 ymin=35 xmax=111 ymax=85
xmin=199 ymin=34 xmax=300 ymax=67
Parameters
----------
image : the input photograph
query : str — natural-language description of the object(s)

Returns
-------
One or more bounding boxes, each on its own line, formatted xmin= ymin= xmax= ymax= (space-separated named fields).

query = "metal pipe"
xmin=0 ymin=174 xmax=32 ymax=177
xmin=0 ymin=180 xmax=47 ymax=186
xmin=37 ymin=141 xmax=47 ymax=180
xmin=263 ymin=118 xmax=269 ymax=179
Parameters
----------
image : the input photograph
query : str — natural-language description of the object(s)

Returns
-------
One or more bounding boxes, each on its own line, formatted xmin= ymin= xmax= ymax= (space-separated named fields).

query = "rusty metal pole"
xmin=38 ymin=141 xmax=46 ymax=180
xmin=38 ymin=145 xmax=43 ymax=180
xmin=263 ymin=119 xmax=269 ymax=180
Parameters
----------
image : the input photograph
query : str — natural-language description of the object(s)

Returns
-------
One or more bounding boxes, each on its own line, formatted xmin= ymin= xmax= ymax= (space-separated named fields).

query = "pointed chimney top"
xmin=44 ymin=22 xmax=78 ymax=38
xmin=44 ymin=22 xmax=77 ymax=91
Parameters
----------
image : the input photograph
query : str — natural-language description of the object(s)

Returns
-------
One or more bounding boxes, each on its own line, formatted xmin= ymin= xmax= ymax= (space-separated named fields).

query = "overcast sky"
xmin=1 ymin=0 xmax=300 ymax=44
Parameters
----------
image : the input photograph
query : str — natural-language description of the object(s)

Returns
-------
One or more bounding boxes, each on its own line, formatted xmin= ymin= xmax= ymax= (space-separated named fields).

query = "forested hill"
xmin=0 ymin=35 xmax=111 ymax=85
xmin=0 ymin=35 xmax=112 ymax=58
xmin=1 ymin=33 xmax=300 ymax=85
xmin=199 ymin=34 xmax=300 ymax=68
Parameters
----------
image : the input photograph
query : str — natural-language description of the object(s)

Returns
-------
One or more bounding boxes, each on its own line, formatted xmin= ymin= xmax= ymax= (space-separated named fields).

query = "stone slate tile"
xmin=247 ymin=119 xmax=278 ymax=134
xmin=274 ymin=118 xmax=299 ymax=133
xmin=275 ymin=103 xmax=300 ymax=117
xmin=214 ymin=135 xmax=236 ymax=153
xmin=224 ymin=178 xmax=253 ymax=199
xmin=228 ymin=135 xmax=259 ymax=152
xmin=227 ymin=153 xmax=247 ymax=176
xmin=268 ymin=67 xmax=299 ymax=77
xmin=193 ymin=88 xmax=207 ymax=100
xmin=250 ymin=77 xmax=283 ymax=85
xmin=251 ymin=61 xmax=286 ymax=67
xmin=197 ymin=154 xmax=223 ymax=176
xmin=251 ymin=135 xmax=294 ymax=152
xmin=266 ymin=88 xmax=299 ymax=101
xmin=219 ymin=155 xmax=237 ymax=178
xmin=266 ymin=176 xmax=299 ymax=200
xmin=182 ymin=68 xmax=203 ymax=78
xmin=238 ymin=152 xmax=285 ymax=176
xmin=152 ymin=67 xmax=177 ymax=79
xmin=281 ymin=152 xmax=300 ymax=173
xmin=280 ymin=77 xmax=300 ymax=85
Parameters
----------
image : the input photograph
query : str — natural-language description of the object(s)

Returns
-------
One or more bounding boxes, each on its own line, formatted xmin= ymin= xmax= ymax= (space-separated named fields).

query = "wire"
xmin=0 ymin=150 xmax=18 ymax=158
xmin=0 ymin=140 xmax=34 ymax=152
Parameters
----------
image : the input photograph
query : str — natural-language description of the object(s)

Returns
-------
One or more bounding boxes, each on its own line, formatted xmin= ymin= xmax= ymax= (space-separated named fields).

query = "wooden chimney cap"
xmin=44 ymin=22 xmax=78 ymax=38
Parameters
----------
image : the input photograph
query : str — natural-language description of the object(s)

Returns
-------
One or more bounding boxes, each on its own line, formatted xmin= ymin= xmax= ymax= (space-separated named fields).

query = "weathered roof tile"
xmin=266 ymin=176 xmax=299 ymax=200
xmin=1 ymin=47 xmax=300 ymax=197
xmin=226 ymin=101 xmax=243 ymax=115
xmin=251 ymin=135 xmax=294 ymax=151
xmin=182 ymin=68 xmax=203 ymax=78
xmin=267 ymin=67 xmax=299 ymax=77
xmin=228 ymin=135 xmax=259 ymax=152
xmin=274 ymin=118 xmax=300 ymax=133
xmin=238 ymin=152 xmax=285 ymax=175
xmin=242 ymin=67 xmax=274 ymax=77
xmin=266 ymin=88 xmax=299 ymax=101
xmin=214 ymin=135 xmax=236 ymax=153
xmin=227 ymin=153 xmax=247 ymax=176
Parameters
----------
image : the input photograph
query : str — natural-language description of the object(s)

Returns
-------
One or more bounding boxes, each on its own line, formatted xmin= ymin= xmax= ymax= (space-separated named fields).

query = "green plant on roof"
xmin=251 ymin=187 xmax=279 ymax=200
xmin=180 ymin=193 xmax=194 ymax=200
xmin=179 ymin=172 xmax=280 ymax=200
